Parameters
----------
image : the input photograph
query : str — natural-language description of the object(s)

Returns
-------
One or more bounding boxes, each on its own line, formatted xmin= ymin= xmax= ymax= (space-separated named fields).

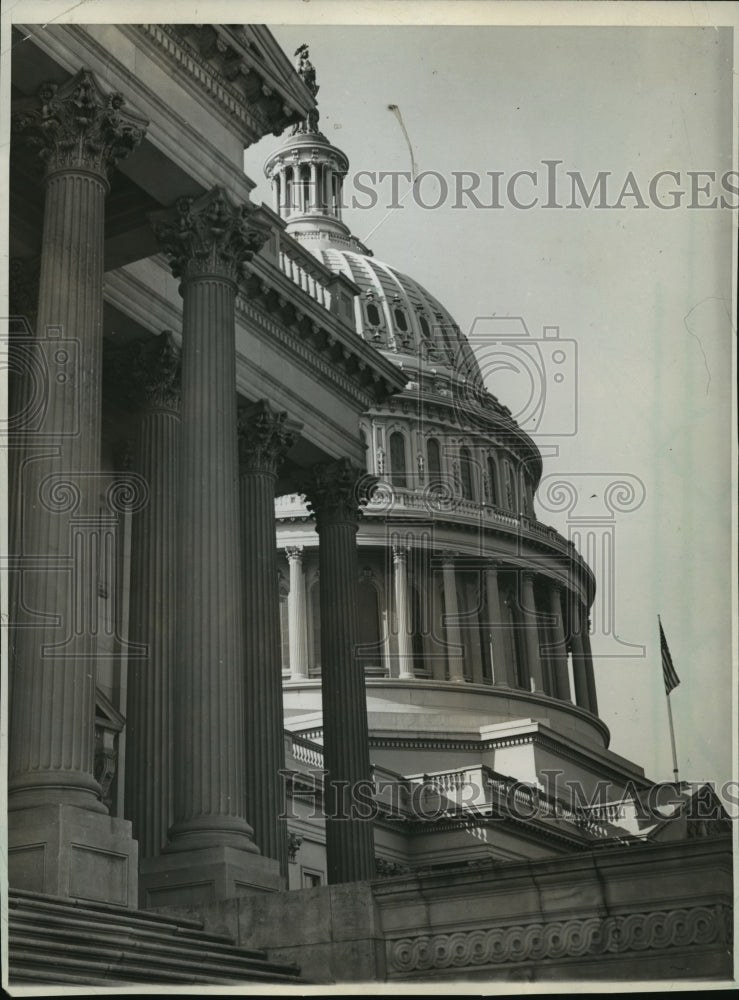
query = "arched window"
xmin=284 ymin=166 xmax=293 ymax=215
xmin=357 ymin=579 xmax=382 ymax=674
xmin=389 ymin=431 xmax=408 ymax=488
xmin=487 ymin=456 xmax=499 ymax=507
xmin=301 ymin=164 xmax=310 ymax=213
xmin=504 ymin=459 xmax=517 ymax=511
xmin=410 ymin=585 xmax=425 ymax=674
xmin=427 ymin=438 xmax=442 ymax=482
xmin=419 ymin=314 xmax=431 ymax=340
xmin=459 ymin=446 xmax=474 ymax=500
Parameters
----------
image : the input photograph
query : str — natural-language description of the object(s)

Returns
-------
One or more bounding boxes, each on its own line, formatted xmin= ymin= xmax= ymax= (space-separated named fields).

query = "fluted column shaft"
xmin=9 ymin=73 xmax=146 ymax=813
xmin=569 ymin=597 xmax=590 ymax=711
xmin=520 ymin=572 xmax=545 ymax=693
xmin=548 ymin=584 xmax=571 ymax=701
xmin=581 ymin=612 xmax=599 ymax=715
xmin=485 ymin=564 xmax=513 ymax=686
xmin=238 ymin=400 xmax=300 ymax=881
xmin=150 ymin=188 xmax=272 ymax=854
xmin=168 ymin=274 xmax=254 ymax=848
xmin=441 ymin=554 xmax=465 ymax=682
xmin=303 ymin=460 xmax=376 ymax=884
xmin=124 ymin=335 xmax=180 ymax=858
xmin=287 ymin=547 xmax=309 ymax=679
xmin=393 ymin=544 xmax=414 ymax=679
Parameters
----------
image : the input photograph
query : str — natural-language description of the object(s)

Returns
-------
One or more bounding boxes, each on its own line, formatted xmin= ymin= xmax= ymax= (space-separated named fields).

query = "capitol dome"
xmin=266 ymin=49 xmax=603 ymax=781
xmin=314 ymin=248 xmax=483 ymax=382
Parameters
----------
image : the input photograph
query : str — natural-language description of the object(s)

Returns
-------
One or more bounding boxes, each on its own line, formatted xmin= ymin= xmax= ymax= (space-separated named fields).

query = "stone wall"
xmin=167 ymin=836 xmax=732 ymax=985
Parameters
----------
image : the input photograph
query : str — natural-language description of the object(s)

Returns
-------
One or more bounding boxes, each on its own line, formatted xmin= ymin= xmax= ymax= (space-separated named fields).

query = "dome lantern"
xmin=264 ymin=44 xmax=370 ymax=254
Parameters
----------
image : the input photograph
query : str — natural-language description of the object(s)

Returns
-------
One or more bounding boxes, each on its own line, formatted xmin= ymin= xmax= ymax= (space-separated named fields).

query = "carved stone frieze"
xmin=388 ymin=903 xmax=733 ymax=974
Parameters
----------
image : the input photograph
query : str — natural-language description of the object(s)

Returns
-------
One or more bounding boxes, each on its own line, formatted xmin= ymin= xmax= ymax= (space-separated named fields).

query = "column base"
xmin=8 ymin=802 xmax=138 ymax=907
xmin=139 ymin=845 xmax=284 ymax=909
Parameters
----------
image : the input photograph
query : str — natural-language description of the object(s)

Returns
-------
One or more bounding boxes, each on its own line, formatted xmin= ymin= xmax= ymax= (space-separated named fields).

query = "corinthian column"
xmin=520 ymin=571 xmax=545 ymax=693
xmin=286 ymin=547 xmax=309 ymax=679
xmin=441 ymin=552 xmax=465 ymax=682
xmin=140 ymin=188 xmax=281 ymax=905
xmin=548 ymin=583 xmax=572 ymax=702
xmin=392 ymin=543 xmax=415 ymax=679
xmin=581 ymin=610 xmax=599 ymax=716
xmin=8 ymin=70 xmax=146 ymax=904
xmin=121 ymin=333 xmax=181 ymax=861
xmin=569 ymin=596 xmax=590 ymax=711
xmin=302 ymin=459 xmax=376 ymax=884
xmin=238 ymin=400 xmax=300 ymax=883
xmin=485 ymin=562 xmax=513 ymax=686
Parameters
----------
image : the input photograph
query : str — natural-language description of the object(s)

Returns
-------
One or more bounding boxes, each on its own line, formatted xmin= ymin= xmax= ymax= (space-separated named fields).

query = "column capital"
xmin=302 ymin=459 xmax=376 ymax=530
xmin=485 ymin=558 xmax=503 ymax=573
xmin=105 ymin=332 xmax=181 ymax=414
xmin=151 ymin=187 xmax=272 ymax=284
xmin=521 ymin=569 xmax=537 ymax=585
xmin=12 ymin=69 xmax=147 ymax=181
xmin=285 ymin=545 xmax=304 ymax=563
xmin=237 ymin=400 xmax=301 ymax=476
xmin=392 ymin=543 xmax=410 ymax=564
xmin=440 ymin=550 xmax=456 ymax=568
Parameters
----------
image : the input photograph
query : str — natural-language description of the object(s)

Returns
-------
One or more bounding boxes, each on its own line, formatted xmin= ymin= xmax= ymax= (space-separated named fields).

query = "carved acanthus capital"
xmin=285 ymin=545 xmax=304 ymax=563
xmin=237 ymin=399 xmax=301 ymax=476
xmin=12 ymin=69 xmax=148 ymax=181
xmin=105 ymin=331 xmax=181 ymax=414
xmin=302 ymin=458 xmax=377 ymax=529
xmin=151 ymin=187 xmax=272 ymax=284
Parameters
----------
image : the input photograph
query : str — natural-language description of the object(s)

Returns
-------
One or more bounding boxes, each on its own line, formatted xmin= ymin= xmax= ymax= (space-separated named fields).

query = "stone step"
xmin=8 ymin=890 xmax=303 ymax=987
xmin=11 ymin=900 xmax=269 ymax=960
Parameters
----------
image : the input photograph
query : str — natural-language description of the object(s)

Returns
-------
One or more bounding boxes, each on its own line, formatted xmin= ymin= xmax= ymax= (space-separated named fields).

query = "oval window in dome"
xmin=394 ymin=308 xmax=408 ymax=332
xmin=419 ymin=315 xmax=431 ymax=339
xmin=366 ymin=302 xmax=381 ymax=327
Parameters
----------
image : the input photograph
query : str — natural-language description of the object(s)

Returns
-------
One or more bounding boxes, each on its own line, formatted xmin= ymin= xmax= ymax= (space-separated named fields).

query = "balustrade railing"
xmin=275 ymin=487 xmax=576 ymax=559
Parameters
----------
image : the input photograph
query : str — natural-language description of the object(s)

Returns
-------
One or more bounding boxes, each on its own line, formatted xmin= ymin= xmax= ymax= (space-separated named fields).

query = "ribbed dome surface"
xmin=314 ymin=248 xmax=482 ymax=380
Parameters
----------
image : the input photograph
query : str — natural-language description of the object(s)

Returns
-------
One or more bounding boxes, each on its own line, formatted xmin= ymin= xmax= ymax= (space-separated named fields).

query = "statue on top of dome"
xmin=292 ymin=43 xmax=321 ymax=135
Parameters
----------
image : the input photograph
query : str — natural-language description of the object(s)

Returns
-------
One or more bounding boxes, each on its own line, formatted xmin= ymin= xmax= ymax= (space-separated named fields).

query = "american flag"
xmin=659 ymin=616 xmax=680 ymax=695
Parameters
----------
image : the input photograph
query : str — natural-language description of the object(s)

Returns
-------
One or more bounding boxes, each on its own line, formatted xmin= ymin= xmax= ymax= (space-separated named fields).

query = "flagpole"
xmin=658 ymin=614 xmax=680 ymax=784
xmin=665 ymin=689 xmax=679 ymax=783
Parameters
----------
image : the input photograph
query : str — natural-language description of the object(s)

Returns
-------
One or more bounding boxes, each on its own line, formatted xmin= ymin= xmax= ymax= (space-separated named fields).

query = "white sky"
xmin=248 ymin=20 xmax=736 ymax=793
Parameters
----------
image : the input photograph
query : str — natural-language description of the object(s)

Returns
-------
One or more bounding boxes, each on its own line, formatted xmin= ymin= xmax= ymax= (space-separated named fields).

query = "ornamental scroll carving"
xmin=12 ymin=69 xmax=148 ymax=179
xmin=387 ymin=903 xmax=732 ymax=975
xmin=151 ymin=186 xmax=272 ymax=283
